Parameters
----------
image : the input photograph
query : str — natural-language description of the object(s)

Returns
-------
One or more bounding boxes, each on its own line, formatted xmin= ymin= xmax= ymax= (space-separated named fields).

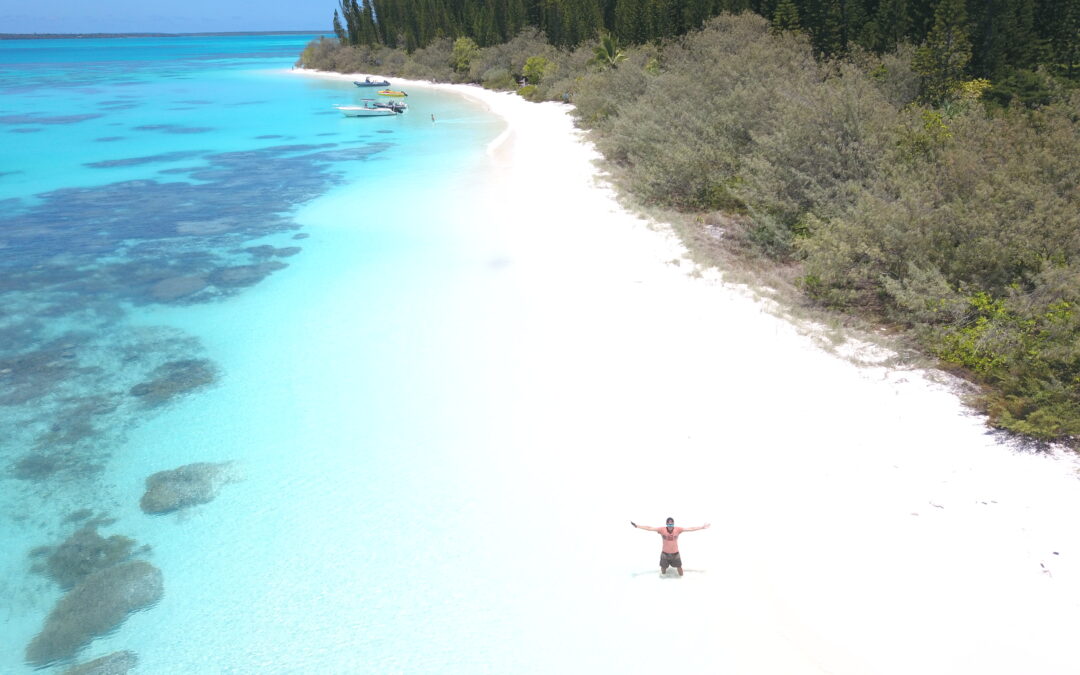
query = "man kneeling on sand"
xmin=631 ymin=517 xmax=710 ymax=576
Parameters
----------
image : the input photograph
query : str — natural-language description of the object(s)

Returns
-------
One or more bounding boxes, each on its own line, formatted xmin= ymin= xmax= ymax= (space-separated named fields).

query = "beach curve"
xmin=289 ymin=66 xmax=1080 ymax=675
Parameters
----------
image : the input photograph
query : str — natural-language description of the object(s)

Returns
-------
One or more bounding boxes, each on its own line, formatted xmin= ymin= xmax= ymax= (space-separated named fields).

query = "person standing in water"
xmin=631 ymin=517 xmax=710 ymax=576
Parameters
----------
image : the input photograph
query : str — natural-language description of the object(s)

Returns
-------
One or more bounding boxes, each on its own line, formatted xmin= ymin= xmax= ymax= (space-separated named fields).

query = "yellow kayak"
xmin=377 ymin=89 xmax=408 ymax=97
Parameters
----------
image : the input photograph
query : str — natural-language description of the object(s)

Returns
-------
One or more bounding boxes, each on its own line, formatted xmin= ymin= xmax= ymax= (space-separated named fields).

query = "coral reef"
xmin=0 ymin=113 xmax=102 ymax=125
xmin=1 ymin=137 xmax=389 ymax=492
xmin=149 ymin=276 xmax=207 ymax=301
xmin=140 ymin=461 xmax=236 ymax=514
xmin=37 ymin=524 xmax=137 ymax=589
xmin=129 ymin=359 xmax=217 ymax=406
xmin=243 ymin=244 xmax=301 ymax=258
xmin=61 ymin=650 xmax=138 ymax=675
xmin=63 ymin=508 xmax=95 ymax=523
xmin=0 ymin=341 xmax=84 ymax=406
xmin=208 ymin=261 xmax=287 ymax=288
xmin=85 ymin=150 xmax=204 ymax=169
xmin=25 ymin=561 xmax=163 ymax=666
xmin=132 ymin=124 xmax=213 ymax=134
xmin=11 ymin=453 xmax=66 ymax=480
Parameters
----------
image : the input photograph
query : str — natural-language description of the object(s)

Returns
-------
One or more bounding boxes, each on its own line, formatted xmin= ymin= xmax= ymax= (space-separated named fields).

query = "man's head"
xmin=666 ymin=517 xmax=674 ymax=531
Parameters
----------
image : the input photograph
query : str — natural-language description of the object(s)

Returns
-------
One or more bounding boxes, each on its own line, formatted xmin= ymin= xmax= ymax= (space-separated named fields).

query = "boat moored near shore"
xmin=372 ymin=100 xmax=408 ymax=113
xmin=335 ymin=101 xmax=398 ymax=117
xmin=354 ymin=76 xmax=391 ymax=87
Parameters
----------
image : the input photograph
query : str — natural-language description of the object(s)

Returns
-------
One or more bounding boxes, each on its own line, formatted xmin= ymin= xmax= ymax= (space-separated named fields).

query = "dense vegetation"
xmin=300 ymin=6 xmax=1080 ymax=445
xmin=327 ymin=0 xmax=1079 ymax=81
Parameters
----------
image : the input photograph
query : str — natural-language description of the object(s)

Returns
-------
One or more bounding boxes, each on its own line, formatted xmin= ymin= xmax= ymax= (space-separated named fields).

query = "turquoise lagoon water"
xmin=0 ymin=35 xmax=557 ymax=672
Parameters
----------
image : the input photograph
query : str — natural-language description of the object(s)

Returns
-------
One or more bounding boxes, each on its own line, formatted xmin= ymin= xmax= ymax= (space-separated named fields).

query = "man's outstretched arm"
xmin=630 ymin=521 xmax=661 ymax=531
xmin=682 ymin=523 xmax=712 ymax=532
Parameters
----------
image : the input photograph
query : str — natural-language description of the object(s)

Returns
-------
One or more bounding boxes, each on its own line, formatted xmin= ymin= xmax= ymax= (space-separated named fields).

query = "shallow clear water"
xmin=0 ymin=34 xmax=527 ymax=672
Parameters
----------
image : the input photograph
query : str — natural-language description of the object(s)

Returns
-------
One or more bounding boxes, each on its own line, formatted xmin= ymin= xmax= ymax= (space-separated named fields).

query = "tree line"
xmin=330 ymin=0 xmax=1079 ymax=81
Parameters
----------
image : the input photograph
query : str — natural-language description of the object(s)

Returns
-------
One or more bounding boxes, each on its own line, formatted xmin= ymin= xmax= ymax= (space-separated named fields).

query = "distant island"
xmin=0 ymin=31 xmax=326 ymax=40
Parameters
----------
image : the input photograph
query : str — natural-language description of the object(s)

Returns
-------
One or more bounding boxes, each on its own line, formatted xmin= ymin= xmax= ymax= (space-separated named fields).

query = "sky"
xmin=0 ymin=0 xmax=331 ymax=33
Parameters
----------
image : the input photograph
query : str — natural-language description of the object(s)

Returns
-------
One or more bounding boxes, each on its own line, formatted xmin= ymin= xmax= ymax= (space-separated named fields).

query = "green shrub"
xmin=481 ymin=67 xmax=516 ymax=90
xmin=468 ymin=29 xmax=554 ymax=82
xmin=402 ymin=38 xmax=456 ymax=81
xmin=523 ymin=56 xmax=558 ymax=84
xmin=452 ymin=37 xmax=481 ymax=75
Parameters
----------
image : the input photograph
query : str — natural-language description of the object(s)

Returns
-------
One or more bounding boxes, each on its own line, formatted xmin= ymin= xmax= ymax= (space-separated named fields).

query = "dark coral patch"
xmin=63 ymin=508 xmax=95 ymax=524
xmin=132 ymin=124 xmax=213 ymax=134
xmin=0 ymin=341 xmax=87 ymax=406
xmin=140 ymin=461 xmax=236 ymax=514
xmin=299 ymin=147 xmax=384 ymax=162
xmin=129 ymin=358 xmax=217 ymax=406
xmin=25 ymin=561 xmax=163 ymax=666
xmin=85 ymin=150 xmax=205 ymax=169
xmin=243 ymin=245 xmax=301 ymax=259
xmin=0 ymin=139 xmax=391 ymax=480
xmin=11 ymin=453 xmax=66 ymax=480
xmin=150 ymin=276 xmax=207 ymax=301
xmin=62 ymin=650 xmax=139 ymax=675
xmin=10 ymin=446 xmax=108 ymax=481
xmin=259 ymin=143 xmax=338 ymax=153
xmin=0 ymin=113 xmax=103 ymax=125
xmin=36 ymin=524 xmax=137 ymax=589
xmin=93 ymin=136 xmax=125 ymax=142
xmin=208 ymin=261 xmax=287 ymax=288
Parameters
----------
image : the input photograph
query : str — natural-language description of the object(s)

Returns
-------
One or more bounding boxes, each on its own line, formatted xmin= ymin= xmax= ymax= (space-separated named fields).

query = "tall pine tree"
xmin=333 ymin=9 xmax=347 ymax=43
xmin=913 ymin=0 xmax=973 ymax=104
xmin=772 ymin=0 xmax=800 ymax=32
xmin=875 ymin=0 xmax=912 ymax=50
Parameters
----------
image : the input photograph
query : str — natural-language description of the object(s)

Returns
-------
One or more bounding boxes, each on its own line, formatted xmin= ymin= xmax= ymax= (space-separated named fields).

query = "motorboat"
xmin=354 ymin=77 xmax=391 ymax=87
xmin=372 ymin=100 xmax=408 ymax=113
xmin=335 ymin=102 xmax=397 ymax=117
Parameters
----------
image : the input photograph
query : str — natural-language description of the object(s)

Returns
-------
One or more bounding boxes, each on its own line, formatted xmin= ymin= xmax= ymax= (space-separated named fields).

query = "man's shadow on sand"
xmin=630 ymin=569 xmax=706 ymax=579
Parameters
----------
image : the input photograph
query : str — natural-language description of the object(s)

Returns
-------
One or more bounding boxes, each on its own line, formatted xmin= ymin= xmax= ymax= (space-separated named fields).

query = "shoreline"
xmin=289 ymin=66 xmax=1080 ymax=674
xmin=285 ymin=67 xmax=533 ymax=160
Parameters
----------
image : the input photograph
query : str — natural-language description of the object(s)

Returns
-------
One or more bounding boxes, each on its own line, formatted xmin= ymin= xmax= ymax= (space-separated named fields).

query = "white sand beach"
xmin=294 ymin=68 xmax=1080 ymax=674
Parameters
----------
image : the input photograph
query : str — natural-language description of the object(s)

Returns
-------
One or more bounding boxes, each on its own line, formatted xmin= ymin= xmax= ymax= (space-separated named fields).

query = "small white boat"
xmin=372 ymin=100 xmax=408 ymax=113
xmin=335 ymin=102 xmax=397 ymax=117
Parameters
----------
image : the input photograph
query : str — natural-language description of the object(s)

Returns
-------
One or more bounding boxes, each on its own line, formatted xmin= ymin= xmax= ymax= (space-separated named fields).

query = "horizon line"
xmin=1 ymin=30 xmax=329 ymax=40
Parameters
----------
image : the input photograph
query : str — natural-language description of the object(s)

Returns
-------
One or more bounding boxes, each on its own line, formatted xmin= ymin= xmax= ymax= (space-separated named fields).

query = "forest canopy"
xmin=328 ymin=0 xmax=1079 ymax=82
